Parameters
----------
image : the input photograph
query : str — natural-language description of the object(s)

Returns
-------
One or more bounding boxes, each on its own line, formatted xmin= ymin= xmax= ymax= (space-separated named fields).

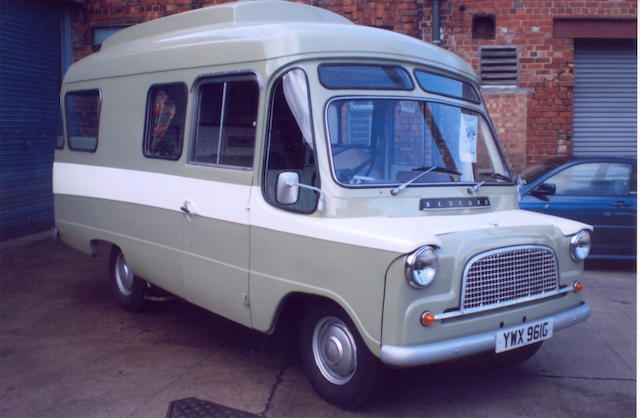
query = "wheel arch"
xmin=267 ymin=291 xmax=382 ymax=357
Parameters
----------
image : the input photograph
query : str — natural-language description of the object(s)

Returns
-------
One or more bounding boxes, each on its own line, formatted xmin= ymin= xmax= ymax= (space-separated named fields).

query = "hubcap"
xmin=114 ymin=253 xmax=134 ymax=296
xmin=312 ymin=316 xmax=357 ymax=385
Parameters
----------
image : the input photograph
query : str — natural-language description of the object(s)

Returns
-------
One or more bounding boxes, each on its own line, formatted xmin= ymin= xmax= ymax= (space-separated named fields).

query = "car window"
xmin=547 ymin=162 xmax=631 ymax=196
xmin=143 ymin=83 xmax=187 ymax=160
xmin=65 ymin=89 xmax=100 ymax=152
xmin=192 ymin=76 xmax=259 ymax=168
xmin=264 ymin=69 xmax=319 ymax=213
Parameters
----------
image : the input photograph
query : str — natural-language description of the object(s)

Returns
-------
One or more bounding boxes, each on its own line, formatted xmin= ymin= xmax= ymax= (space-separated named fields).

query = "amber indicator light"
xmin=420 ymin=312 xmax=436 ymax=327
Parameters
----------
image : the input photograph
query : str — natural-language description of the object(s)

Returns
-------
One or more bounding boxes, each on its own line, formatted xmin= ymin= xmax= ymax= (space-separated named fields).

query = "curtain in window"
xmin=282 ymin=69 xmax=313 ymax=148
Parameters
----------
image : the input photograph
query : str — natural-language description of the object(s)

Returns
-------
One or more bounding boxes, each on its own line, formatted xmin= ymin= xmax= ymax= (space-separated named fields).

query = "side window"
xmin=549 ymin=163 xmax=632 ymax=196
xmin=143 ymin=83 xmax=187 ymax=160
xmin=65 ymin=90 xmax=100 ymax=152
xmin=263 ymin=69 xmax=318 ymax=213
xmin=192 ymin=76 xmax=259 ymax=168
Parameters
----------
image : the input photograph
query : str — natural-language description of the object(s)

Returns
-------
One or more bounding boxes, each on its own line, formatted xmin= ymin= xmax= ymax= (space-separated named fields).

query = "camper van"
xmin=54 ymin=0 xmax=592 ymax=409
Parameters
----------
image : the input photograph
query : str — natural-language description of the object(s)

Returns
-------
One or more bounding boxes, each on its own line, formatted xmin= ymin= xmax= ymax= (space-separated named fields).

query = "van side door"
xmin=181 ymin=75 xmax=260 ymax=327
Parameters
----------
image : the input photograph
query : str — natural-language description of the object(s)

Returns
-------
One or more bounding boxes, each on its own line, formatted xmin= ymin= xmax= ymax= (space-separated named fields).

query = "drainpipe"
xmin=432 ymin=0 xmax=441 ymax=45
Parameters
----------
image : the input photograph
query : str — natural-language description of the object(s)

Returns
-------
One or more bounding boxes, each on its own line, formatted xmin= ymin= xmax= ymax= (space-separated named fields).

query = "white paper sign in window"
xmin=459 ymin=113 xmax=478 ymax=163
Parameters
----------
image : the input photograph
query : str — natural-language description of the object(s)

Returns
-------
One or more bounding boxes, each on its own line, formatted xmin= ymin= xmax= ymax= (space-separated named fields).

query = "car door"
xmin=521 ymin=161 xmax=636 ymax=258
xmin=181 ymin=74 xmax=260 ymax=327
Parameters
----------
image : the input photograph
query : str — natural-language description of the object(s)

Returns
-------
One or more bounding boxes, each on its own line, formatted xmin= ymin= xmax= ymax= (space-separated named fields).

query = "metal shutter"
xmin=573 ymin=40 xmax=637 ymax=158
xmin=0 ymin=0 xmax=60 ymax=240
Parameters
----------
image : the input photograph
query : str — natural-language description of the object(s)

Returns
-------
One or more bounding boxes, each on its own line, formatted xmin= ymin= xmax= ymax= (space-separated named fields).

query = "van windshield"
xmin=326 ymin=99 xmax=510 ymax=187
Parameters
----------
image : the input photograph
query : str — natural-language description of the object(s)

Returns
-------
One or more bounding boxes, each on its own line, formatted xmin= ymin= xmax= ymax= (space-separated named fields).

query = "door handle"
xmin=180 ymin=201 xmax=193 ymax=214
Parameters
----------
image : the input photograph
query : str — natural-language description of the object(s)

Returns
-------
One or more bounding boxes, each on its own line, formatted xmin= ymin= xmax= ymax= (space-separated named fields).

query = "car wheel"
xmin=299 ymin=302 xmax=382 ymax=409
xmin=109 ymin=246 xmax=146 ymax=312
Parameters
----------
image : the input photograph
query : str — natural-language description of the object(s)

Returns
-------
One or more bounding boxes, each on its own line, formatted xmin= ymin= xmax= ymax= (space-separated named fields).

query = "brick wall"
xmin=421 ymin=0 xmax=636 ymax=168
xmin=70 ymin=0 xmax=636 ymax=171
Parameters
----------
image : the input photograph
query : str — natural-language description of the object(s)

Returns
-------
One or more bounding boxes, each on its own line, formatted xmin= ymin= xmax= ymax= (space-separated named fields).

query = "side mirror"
xmin=536 ymin=182 xmax=556 ymax=195
xmin=276 ymin=172 xmax=300 ymax=205
xmin=531 ymin=182 xmax=556 ymax=200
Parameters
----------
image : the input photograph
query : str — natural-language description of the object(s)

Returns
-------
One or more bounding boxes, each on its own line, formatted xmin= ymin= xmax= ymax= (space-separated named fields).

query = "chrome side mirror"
xmin=276 ymin=172 xmax=300 ymax=205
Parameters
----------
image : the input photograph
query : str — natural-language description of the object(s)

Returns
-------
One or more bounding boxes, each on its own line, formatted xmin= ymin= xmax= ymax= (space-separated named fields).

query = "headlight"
xmin=405 ymin=246 xmax=438 ymax=288
xmin=570 ymin=230 xmax=591 ymax=261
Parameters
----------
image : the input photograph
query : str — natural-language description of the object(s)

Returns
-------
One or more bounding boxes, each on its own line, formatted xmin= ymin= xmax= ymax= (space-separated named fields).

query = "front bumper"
xmin=380 ymin=302 xmax=591 ymax=367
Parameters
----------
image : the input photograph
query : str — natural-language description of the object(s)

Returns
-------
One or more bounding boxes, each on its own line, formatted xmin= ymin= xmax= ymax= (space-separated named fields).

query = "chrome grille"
xmin=461 ymin=245 xmax=559 ymax=313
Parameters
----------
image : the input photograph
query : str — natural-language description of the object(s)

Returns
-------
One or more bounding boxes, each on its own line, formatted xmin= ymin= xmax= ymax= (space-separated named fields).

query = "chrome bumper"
xmin=380 ymin=302 xmax=591 ymax=367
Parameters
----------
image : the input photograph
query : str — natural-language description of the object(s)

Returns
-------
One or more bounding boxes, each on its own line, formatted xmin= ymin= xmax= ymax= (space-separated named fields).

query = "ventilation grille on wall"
xmin=480 ymin=46 xmax=519 ymax=86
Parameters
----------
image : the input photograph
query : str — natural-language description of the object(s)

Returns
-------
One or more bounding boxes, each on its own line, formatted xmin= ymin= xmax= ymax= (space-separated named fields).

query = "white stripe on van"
xmin=53 ymin=162 xmax=438 ymax=253
xmin=53 ymin=162 xmax=587 ymax=254
xmin=53 ymin=162 xmax=251 ymax=225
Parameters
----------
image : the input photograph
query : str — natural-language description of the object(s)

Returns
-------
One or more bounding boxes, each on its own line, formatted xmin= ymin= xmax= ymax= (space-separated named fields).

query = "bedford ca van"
xmin=54 ymin=0 xmax=592 ymax=409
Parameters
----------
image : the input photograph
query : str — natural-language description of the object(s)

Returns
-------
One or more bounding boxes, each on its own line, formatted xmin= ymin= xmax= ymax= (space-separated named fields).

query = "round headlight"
xmin=405 ymin=246 xmax=438 ymax=288
xmin=570 ymin=230 xmax=591 ymax=261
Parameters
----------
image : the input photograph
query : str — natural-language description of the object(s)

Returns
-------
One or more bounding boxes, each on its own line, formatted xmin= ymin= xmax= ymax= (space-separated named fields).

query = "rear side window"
xmin=143 ymin=83 xmax=187 ymax=160
xmin=65 ymin=90 xmax=100 ymax=152
xmin=192 ymin=76 xmax=259 ymax=168
xmin=415 ymin=70 xmax=480 ymax=103
xmin=318 ymin=64 xmax=414 ymax=90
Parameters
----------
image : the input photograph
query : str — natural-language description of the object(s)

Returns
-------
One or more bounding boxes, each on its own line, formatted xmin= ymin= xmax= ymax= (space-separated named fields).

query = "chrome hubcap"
xmin=312 ymin=316 xmax=357 ymax=385
xmin=114 ymin=253 xmax=134 ymax=296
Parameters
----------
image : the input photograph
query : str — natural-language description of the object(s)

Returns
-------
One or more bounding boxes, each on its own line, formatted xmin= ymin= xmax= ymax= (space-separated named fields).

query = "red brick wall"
xmin=483 ymin=88 xmax=529 ymax=173
xmin=421 ymin=0 xmax=636 ymax=168
xmin=70 ymin=0 xmax=636 ymax=171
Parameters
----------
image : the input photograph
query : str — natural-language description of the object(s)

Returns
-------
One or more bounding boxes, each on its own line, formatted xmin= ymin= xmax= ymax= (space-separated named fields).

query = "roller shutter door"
xmin=0 ymin=0 xmax=61 ymax=240
xmin=573 ymin=39 xmax=637 ymax=158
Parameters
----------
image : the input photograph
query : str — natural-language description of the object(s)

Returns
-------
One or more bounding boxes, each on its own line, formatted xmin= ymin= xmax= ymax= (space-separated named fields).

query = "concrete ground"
xmin=0 ymin=237 xmax=635 ymax=417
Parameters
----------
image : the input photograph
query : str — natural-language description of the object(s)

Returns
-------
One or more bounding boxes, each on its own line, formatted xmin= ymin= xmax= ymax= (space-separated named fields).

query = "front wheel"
xmin=109 ymin=246 xmax=147 ymax=312
xmin=299 ymin=302 xmax=382 ymax=409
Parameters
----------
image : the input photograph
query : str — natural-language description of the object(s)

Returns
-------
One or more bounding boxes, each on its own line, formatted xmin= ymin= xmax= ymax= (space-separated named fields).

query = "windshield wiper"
xmin=391 ymin=166 xmax=461 ymax=196
xmin=468 ymin=172 xmax=512 ymax=195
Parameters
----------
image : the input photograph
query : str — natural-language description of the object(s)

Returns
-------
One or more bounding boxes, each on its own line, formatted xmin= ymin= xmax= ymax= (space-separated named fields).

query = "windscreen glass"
xmin=327 ymin=99 xmax=510 ymax=187
xmin=415 ymin=70 xmax=480 ymax=103
xmin=318 ymin=64 xmax=413 ymax=90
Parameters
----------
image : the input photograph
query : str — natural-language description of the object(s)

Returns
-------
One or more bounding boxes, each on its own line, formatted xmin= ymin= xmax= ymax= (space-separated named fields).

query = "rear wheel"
xmin=299 ymin=302 xmax=382 ymax=409
xmin=109 ymin=246 xmax=147 ymax=312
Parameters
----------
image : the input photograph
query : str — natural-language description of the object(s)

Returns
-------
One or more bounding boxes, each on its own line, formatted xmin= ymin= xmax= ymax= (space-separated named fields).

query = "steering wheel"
xmin=333 ymin=146 xmax=375 ymax=184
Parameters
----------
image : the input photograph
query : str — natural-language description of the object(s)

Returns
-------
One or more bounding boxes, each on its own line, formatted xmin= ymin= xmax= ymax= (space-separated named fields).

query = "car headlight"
xmin=570 ymin=230 xmax=591 ymax=261
xmin=405 ymin=246 xmax=438 ymax=288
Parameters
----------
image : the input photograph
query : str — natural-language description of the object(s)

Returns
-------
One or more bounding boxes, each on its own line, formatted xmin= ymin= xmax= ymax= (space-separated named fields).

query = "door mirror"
xmin=276 ymin=172 xmax=300 ymax=205
xmin=531 ymin=182 xmax=556 ymax=200
xmin=536 ymin=182 xmax=556 ymax=195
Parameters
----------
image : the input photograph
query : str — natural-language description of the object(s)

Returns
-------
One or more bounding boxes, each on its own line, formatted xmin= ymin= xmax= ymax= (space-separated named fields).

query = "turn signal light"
xmin=420 ymin=311 xmax=436 ymax=327
xmin=573 ymin=281 xmax=585 ymax=292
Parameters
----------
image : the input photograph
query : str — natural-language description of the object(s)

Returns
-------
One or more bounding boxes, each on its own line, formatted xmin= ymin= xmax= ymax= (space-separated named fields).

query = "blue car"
xmin=519 ymin=157 xmax=636 ymax=260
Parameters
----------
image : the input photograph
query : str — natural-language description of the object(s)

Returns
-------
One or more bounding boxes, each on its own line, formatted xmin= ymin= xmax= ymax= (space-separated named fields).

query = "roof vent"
xmin=480 ymin=46 xmax=519 ymax=86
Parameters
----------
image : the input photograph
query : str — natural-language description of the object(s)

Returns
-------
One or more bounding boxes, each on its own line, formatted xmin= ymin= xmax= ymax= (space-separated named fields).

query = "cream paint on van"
xmin=56 ymin=1 xmax=591 ymax=367
xmin=54 ymin=162 xmax=588 ymax=250
xmin=54 ymin=159 xmax=589 ymax=352
xmin=381 ymin=225 xmax=586 ymax=347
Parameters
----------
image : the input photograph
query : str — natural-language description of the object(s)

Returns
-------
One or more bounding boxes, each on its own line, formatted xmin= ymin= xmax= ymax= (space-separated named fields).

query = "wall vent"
xmin=480 ymin=46 xmax=519 ymax=86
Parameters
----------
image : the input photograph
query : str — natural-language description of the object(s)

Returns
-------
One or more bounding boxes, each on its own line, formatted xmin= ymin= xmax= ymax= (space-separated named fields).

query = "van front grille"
xmin=461 ymin=245 xmax=558 ymax=313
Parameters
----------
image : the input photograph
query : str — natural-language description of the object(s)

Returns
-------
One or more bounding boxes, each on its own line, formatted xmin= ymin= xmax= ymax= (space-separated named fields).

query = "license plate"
xmin=495 ymin=319 xmax=553 ymax=353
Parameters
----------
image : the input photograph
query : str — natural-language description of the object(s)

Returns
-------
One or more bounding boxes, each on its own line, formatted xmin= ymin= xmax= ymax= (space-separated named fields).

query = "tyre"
xmin=109 ymin=246 xmax=147 ymax=312
xmin=299 ymin=302 xmax=382 ymax=409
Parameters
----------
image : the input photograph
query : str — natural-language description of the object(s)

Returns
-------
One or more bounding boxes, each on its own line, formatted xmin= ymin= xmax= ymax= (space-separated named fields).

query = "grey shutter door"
xmin=0 ymin=0 xmax=61 ymax=240
xmin=572 ymin=40 xmax=637 ymax=158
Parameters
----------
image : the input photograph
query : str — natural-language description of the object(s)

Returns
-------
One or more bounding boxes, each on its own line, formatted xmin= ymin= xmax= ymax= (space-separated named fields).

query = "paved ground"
xmin=0 ymin=237 xmax=635 ymax=417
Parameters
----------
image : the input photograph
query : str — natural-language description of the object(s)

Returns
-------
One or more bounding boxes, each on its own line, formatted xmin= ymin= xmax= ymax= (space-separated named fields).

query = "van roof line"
xmin=64 ymin=1 xmax=478 ymax=84
xmin=102 ymin=0 xmax=352 ymax=50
